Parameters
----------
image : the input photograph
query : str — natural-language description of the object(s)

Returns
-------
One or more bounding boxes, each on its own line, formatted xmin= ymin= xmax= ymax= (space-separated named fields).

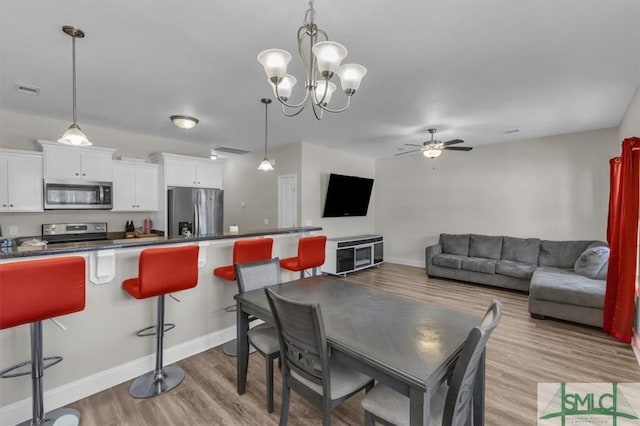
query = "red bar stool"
xmin=280 ymin=235 xmax=327 ymax=278
xmin=213 ymin=237 xmax=273 ymax=356
xmin=122 ymin=245 xmax=199 ymax=398
xmin=0 ymin=257 xmax=86 ymax=426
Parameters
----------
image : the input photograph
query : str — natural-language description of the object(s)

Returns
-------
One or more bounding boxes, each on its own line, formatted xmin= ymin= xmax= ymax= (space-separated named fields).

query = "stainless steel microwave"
xmin=44 ymin=180 xmax=112 ymax=210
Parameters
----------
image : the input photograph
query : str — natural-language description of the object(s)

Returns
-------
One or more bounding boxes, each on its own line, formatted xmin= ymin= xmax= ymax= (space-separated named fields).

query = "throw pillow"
xmin=574 ymin=245 xmax=609 ymax=280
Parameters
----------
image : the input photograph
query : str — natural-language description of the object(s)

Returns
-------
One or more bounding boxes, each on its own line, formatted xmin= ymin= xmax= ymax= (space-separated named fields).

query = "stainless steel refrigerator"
xmin=167 ymin=187 xmax=223 ymax=237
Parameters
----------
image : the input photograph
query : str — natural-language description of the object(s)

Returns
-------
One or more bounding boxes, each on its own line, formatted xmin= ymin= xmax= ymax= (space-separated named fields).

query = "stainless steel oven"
xmin=44 ymin=180 xmax=112 ymax=210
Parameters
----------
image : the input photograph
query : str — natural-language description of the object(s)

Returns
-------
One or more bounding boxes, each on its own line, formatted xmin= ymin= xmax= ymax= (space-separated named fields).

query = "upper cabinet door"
xmin=0 ymin=150 xmax=43 ymax=212
xmin=165 ymin=158 xmax=198 ymax=187
xmin=80 ymin=150 xmax=113 ymax=181
xmin=111 ymin=163 xmax=136 ymax=211
xmin=134 ymin=165 xmax=158 ymax=211
xmin=44 ymin=147 xmax=82 ymax=179
xmin=196 ymin=162 xmax=222 ymax=189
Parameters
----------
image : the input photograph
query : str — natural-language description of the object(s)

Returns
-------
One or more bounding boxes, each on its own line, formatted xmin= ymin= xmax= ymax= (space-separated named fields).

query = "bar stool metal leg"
xmin=129 ymin=295 xmax=185 ymax=398
xmin=16 ymin=321 xmax=80 ymax=426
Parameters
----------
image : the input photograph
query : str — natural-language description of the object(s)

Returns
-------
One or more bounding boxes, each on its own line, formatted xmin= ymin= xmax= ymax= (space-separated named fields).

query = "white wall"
xmin=619 ymin=83 xmax=640 ymax=141
xmin=374 ymin=128 xmax=619 ymax=266
xmin=223 ymin=142 xmax=301 ymax=231
xmin=300 ymin=142 xmax=376 ymax=238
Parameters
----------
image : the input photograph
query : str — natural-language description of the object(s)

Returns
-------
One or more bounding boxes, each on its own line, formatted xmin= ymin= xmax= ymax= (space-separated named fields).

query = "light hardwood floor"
xmin=69 ymin=263 xmax=640 ymax=425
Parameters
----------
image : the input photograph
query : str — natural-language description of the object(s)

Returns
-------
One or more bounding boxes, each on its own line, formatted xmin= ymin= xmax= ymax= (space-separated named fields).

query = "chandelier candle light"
xmin=258 ymin=98 xmax=274 ymax=171
xmin=257 ymin=0 xmax=367 ymax=120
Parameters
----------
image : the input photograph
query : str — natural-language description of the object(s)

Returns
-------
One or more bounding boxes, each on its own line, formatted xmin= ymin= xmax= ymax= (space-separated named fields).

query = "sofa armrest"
xmin=425 ymin=244 xmax=442 ymax=276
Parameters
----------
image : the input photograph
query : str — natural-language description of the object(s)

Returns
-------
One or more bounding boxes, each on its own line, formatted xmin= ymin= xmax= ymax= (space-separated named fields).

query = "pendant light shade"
xmin=258 ymin=98 xmax=274 ymax=171
xmin=58 ymin=25 xmax=91 ymax=146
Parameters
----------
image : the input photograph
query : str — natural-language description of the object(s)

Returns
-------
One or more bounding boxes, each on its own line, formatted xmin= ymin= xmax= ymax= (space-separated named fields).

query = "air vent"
xmin=15 ymin=83 xmax=40 ymax=95
xmin=213 ymin=146 xmax=251 ymax=155
xmin=504 ymin=129 xmax=519 ymax=134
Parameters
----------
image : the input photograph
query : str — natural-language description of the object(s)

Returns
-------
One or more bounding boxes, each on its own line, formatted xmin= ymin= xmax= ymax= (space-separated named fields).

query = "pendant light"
xmin=58 ymin=25 xmax=91 ymax=146
xmin=258 ymin=98 xmax=274 ymax=171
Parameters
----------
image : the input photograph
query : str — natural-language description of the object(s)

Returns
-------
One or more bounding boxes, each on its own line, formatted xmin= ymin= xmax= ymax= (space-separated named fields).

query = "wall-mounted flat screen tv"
xmin=322 ymin=173 xmax=374 ymax=217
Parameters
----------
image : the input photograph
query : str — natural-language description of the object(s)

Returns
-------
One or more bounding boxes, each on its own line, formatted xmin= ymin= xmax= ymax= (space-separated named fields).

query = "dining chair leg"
xmin=279 ymin=382 xmax=290 ymax=426
xmin=266 ymin=355 xmax=274 ymax=413
xmin=322 ymin=397 xmax=332 ymax=426
xmin=364 ymin=411 xmax=375 ymax=426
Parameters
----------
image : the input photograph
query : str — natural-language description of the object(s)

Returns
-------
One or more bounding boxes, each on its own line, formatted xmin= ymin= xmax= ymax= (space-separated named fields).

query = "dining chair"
xmin=265 ymin=288 xmax=374 ymax=426
xmin=361 ymin=300 xmax=502 ymax=426
xmin=235 ymin=258 xmax=282 ymax=413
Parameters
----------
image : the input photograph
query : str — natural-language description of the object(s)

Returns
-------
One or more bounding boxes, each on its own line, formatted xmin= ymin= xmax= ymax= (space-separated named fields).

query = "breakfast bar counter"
xmin=0 ymin=226 xmax=322 ymax=425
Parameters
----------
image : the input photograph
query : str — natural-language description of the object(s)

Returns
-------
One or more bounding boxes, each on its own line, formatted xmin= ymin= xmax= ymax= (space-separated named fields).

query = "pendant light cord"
xmin=72 ymin=34 xmax=77 ymax=125
xmin=264 ymin=100 xmax=268 ymax=157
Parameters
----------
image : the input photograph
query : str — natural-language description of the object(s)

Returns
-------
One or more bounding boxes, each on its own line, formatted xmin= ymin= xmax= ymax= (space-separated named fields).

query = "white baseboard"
xmin=0 ymin=326 xmax=236 ymax=426
xmin=384 ymin=257 xmax=425 ymax=269
xmin=633 ymin=332 xmax=640 ymax=368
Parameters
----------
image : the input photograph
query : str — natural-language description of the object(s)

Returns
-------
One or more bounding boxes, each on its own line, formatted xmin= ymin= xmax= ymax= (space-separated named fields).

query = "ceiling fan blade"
xmin=443 ymin=146 xmax=473 ymax=151
xmin=394 ymin=149 xmax=421 ymax=156
xmin=404 ymin=143 xmax=422 ymax=147
xmin=442 ymin=139 xmax=464 ymax=146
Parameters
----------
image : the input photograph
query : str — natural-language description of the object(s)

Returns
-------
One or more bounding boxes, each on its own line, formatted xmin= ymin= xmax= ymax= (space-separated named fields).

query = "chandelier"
xmin=257 ymin=0 xmax=367 ymax=120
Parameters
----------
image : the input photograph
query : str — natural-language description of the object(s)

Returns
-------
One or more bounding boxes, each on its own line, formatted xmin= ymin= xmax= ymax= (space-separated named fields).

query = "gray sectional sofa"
xmin=425 ymin=234 xmax=609 ymax=327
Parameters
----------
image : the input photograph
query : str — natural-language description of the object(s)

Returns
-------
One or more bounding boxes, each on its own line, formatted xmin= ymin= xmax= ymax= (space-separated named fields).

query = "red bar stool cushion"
xmin=123 ymin=246 xmax=199 ymax=299
xmin=213 ymin=238 xmax=273 ymax=281
xmin=280 ymin=236 xmax=327 ymax=272
xmin=0 ymin=257 xmax=86 ymax=330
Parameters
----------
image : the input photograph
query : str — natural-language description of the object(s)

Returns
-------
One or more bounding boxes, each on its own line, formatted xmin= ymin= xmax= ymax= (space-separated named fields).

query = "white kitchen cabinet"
xmin=112 ymin=161 xmax=158 ymax=211
xmin=0 ymin=149 xmax=43 ymax=212
xmin=160 ymin=154 xmax=222 ymax=189
xmin=38 ymin=140 xmax=115 ymax=181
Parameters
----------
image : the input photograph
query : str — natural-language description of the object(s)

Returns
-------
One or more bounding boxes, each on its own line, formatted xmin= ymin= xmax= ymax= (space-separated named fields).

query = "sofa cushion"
xmin=530 ymin=267 xmax=605 ymax=309
xmin=495 ymin=260 xmax=537 ymax=280
xmin=468 ymin=234 xmax=503 ymax=260
xmin=574 ymin=245 xmax=609 ymax=280
xmin=439 ymin=234 xmax=470 ymax=256
xmin=461 ymin=257 xmax=497 ymax=274
xmin=538 ymin=240 xmax=602 ymax=269
xmin=432 ymin=254 xmax=465 ymax=269
xmin=501 ymin=237 xmax=541 ymax=264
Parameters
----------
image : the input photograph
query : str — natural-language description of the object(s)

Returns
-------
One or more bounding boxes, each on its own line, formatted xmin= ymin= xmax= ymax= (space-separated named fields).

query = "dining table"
xmin=234 ymin=275 xmax=483 ymax=426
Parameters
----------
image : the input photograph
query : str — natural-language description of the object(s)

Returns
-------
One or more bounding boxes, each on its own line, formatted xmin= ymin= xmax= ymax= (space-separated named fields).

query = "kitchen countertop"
xmin=0 ymin=226 xmax=322 ymax=259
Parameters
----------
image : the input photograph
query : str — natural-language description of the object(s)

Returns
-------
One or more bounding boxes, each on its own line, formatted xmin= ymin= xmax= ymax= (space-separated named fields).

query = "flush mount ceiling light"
xmin=170 ymin=115 xmax=199 ymax=130
xmin=58 ymin=25 xmax=92 ymax=146
xmin=210 ymin=150 xmax=218 ymax=160
xmin=257 ymin=98 xmax=274 ymax=171
xmin=257 ymin=0 xmax=367 ymax=120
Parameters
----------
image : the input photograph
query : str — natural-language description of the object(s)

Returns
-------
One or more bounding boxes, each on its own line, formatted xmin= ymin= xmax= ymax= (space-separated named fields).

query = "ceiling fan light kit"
xmin=257 ymin=0 xmax=367 ymax=120
xmin=396 ymin=128 xmax=472 ymax=159
xmin=58 ymin=25 xmax=92 ymax=146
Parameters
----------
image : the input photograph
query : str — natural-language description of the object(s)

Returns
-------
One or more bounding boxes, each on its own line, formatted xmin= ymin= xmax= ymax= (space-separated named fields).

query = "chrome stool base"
xmin=17 ymin=407 xmax=80 ymax=426
xmin=129 ymin=366 xmax=185 ymax=398
xmin=222 ymin=339 xmax=256 ymax=357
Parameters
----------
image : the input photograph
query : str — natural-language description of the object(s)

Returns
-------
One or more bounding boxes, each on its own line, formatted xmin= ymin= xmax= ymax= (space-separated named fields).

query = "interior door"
xmin=278 ymin=174 xmax=297 ymax=228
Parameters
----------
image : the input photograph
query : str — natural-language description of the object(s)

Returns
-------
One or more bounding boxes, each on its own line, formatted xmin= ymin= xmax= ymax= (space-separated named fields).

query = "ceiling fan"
xmin=395 ymin=128 xmax=472 ymax=158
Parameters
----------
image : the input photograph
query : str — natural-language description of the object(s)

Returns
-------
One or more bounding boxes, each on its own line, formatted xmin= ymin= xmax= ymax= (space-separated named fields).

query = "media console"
xmin=322 ymin=234 xmax=383 ymax=276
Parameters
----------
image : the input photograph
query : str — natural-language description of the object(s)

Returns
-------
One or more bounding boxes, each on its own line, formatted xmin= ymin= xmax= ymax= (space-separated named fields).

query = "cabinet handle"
xmin=9 ymin=204 xmax=14 ymax=207
xmin=132 ymin=205 xmax=136 ymax=208
xmin=75 ymin=172 xmax=79 ymax=176
xmin=82 ymin=173 xmax=86 ymax=176
xmin=1 ymin=204 xmax=6 ymax=207
xmin=136 ymin=205 xmax=140 ymax=208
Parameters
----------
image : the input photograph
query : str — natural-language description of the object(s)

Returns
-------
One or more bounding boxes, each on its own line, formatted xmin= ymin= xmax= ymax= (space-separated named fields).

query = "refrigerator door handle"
xmin=194 ymin=191 xmax=200 ymax=236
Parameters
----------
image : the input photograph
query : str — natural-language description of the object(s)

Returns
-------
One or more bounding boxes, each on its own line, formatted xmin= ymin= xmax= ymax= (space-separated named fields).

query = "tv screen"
xmin=322 ymin=173 xmax=374 ymax=217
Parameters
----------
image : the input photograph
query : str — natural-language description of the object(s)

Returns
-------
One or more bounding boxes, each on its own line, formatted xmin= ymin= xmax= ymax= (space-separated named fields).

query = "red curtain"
xmin=604 ymin=137 xmax=640 ymax=343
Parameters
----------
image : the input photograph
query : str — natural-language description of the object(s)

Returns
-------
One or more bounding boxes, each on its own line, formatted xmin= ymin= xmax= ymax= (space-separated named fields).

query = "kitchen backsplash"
xmin=0 ymin=211 xmax=155 ymax=238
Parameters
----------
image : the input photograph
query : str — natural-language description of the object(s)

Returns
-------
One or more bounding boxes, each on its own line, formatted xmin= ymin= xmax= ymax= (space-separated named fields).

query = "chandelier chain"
xmin=303 ymin=0 xmax=316 ymax=26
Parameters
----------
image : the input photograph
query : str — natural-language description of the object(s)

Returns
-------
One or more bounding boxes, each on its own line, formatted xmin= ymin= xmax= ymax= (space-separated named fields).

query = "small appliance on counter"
xmin=42 ymin=222 xmax=108 ymax=244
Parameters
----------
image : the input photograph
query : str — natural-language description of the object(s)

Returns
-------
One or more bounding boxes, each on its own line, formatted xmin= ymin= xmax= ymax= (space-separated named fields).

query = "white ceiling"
xmin=1 ymin=1 xmax=638 ymax=159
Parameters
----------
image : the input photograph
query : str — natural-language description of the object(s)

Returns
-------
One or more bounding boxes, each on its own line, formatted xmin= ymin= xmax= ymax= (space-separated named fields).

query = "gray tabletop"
xmin=236 ymin=275 xmax=480 ymax=391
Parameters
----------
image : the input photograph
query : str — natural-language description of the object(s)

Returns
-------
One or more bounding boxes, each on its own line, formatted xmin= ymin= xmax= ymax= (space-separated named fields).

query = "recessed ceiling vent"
xmin=213 ymin=146 xmax=251 ymax=155
xmin=15 ymin=83 xmax=40 ymax=95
